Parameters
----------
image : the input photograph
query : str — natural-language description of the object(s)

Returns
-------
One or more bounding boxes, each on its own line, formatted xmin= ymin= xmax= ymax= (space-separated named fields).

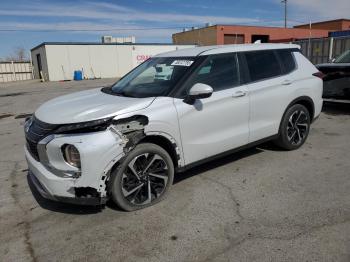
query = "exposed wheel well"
xmin=139 ymin=135 xmax=179 ymax=168
xmin=106 ymin=134 xmax=179 ymax=195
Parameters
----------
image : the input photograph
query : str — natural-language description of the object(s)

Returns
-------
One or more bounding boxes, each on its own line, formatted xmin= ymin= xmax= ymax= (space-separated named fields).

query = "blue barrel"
xmin=74 ymin=70 xmax=83 ymax=81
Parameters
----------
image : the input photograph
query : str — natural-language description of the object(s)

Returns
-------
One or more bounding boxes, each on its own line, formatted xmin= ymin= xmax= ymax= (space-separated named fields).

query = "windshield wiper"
xmin=113 ymin=90 xmax=136 ymax=98
xmin=101 ymin=87 xmax=135 ymax=97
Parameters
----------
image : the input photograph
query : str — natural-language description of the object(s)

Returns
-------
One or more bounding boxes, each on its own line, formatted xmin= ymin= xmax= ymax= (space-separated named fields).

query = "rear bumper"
xmin=323 ymin=78 xmax=350 ymax=100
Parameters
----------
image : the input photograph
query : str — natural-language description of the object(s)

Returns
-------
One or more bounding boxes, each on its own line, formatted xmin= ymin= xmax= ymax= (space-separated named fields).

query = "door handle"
xmin=232 ymin=90 xmax=247 ymax=98
xmin=282 ymin=79 xmax=292 ymax=85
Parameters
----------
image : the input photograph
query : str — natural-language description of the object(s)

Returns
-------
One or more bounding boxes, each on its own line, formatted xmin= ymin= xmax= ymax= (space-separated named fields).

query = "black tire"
xmin=275 ymin=104 xmax=311 ymax=150
xmin=109 ymin=143 xmax=174 ymax=211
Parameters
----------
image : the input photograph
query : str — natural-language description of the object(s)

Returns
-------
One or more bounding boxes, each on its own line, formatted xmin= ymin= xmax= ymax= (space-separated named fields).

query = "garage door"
xmin=224 ymin=34 xmax=245 ymax=44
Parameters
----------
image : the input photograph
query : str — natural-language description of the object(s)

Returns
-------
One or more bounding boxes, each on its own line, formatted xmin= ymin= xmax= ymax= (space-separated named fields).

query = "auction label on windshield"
xmin=171 ymin=60 xmax=194 ymax=66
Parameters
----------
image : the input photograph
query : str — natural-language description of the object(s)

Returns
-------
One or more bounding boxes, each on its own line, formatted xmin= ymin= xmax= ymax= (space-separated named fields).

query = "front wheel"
xmin=109 ymin=143 xmax=174 ymax=211
xmin=275 ymin=104 xmax=311 ymax=150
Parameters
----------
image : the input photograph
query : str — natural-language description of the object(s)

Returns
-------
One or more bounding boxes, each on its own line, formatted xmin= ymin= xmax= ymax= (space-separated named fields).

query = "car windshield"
xmin=110 ymin=57 xmax=196 ymax=98
xmin=334 ymin=50 xmax=350 ymax=63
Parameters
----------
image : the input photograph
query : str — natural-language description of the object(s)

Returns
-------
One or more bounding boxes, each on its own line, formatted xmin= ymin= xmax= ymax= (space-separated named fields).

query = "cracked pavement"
xmin=0 ymin=79 xmax=350 ymax=261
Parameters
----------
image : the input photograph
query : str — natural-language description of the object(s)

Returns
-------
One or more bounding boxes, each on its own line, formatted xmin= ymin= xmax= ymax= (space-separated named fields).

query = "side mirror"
xmin=184 ymin=83 xmax=213 ymax=104
xmin=190 ymin=82 xmax=213 ymax=97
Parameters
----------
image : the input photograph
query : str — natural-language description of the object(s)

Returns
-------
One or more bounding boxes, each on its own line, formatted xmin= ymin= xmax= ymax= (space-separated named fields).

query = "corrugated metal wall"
xmin=332 ymin=37 xmax=350 ymax=58
xmin=32 ymin=44 xmax=195 ymax=82
xmin=294 ymin=36 xmax=350 ymax=64
xmin=0 ymin=62 xmax=33 ymax=83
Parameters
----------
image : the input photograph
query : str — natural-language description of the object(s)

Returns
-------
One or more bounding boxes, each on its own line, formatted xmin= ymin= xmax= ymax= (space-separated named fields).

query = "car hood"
xmin=35 ymin=88 xmax=155 ymax=124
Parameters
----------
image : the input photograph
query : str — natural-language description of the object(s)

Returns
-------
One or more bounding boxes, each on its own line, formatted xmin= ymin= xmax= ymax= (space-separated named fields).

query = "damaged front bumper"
xmin=27 ymin=171 xmax=104 ymax=205
xmin=25 ymin=128 xmax=126 ymax=205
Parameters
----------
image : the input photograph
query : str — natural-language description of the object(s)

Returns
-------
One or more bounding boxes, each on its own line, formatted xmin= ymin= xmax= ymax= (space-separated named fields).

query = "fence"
xmin=0 ymin=61 xmax=33 ymax=83
xmin=293 ymin=35 xmax=350 ymax=64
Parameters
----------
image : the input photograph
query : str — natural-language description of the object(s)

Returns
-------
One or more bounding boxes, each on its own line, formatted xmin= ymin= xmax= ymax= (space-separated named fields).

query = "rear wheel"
xmin=109 ymin=143 xmax=174 ymax=211
xmin=275 ymin=104 xmax=310 ymax=150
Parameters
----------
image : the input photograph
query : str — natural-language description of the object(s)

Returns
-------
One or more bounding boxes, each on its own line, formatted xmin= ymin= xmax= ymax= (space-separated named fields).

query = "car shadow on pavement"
xmin=27 ymin=175 xmax=103 ymax=214
xmin=107 ymin=146 xmax=267 ymax=212
xmin=322 ymin=102 xmax=350 ymax=115
xmin=174 ymin=147 xmax=265 ymax=184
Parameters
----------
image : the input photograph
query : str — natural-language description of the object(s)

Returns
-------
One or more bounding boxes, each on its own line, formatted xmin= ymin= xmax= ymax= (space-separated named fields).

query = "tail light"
xmin=313 ymin=71 xmax=325 ymax=79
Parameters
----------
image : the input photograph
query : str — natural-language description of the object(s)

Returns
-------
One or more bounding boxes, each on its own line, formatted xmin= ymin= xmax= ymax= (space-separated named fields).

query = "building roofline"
xmin=216 ymin=24 xmax=330 ymax=30
xmin=294 ymin=18 xmax=350 ymax=28
xmin=31 ymin=42 xmax=192 ymax=51
xmin=156 ymin=43 xmax=300 ymax=58
xmin=173 ymin=25 xmax=217 ymax=35
xmin=173 ymin=24 xmax=329 ymax=35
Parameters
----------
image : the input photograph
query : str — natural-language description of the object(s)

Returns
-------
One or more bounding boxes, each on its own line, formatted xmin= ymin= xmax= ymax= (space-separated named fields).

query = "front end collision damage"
xmin=104 ymin=114 xmax=182 ymax=196
xmin=28 ymin=114 xmax=182 ymax=205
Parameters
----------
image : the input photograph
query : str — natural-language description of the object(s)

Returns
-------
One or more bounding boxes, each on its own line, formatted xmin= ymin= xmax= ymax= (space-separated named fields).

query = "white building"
xmin=31 ymin=42 xmax=195 ymax=81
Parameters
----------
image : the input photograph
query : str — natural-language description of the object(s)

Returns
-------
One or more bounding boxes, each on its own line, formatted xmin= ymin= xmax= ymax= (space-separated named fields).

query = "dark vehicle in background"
xmin=317 ymin=50 xmax=350 ymax=102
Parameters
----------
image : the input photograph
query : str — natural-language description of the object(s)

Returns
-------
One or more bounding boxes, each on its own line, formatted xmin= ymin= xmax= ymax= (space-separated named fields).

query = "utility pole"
xmin=308 ymin=20 xmax=312 ymax=58
xmin=281 ymin=0 xmax=287 ymax=28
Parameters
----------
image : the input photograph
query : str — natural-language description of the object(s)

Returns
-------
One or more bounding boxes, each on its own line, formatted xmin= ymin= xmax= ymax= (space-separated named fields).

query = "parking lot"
xmin=0 ymin=79 xmax=349 ymax=261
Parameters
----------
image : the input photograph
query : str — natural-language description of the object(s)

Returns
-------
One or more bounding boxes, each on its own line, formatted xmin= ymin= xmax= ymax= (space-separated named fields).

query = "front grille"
xmin=25 ymin=117 xmax=58 ymax=161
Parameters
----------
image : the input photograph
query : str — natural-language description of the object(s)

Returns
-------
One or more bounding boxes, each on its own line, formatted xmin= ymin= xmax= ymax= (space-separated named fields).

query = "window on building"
xmin=251 ymin=35 xmax=269 ymax=43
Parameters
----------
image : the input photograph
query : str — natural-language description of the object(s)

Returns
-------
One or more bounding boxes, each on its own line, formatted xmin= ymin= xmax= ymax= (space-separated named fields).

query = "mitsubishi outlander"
xmin=24 ymin=44 xmax=323 ymax=211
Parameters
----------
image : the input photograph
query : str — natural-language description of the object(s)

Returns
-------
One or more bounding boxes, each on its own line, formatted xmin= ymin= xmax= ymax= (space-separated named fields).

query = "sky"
xmin=0 ymin=0 xmax=349 ymax=58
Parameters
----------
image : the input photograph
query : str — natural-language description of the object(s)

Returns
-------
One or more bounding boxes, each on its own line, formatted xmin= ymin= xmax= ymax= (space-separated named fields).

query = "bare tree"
xmin=5 ymin=47 xmax=29 ymax=62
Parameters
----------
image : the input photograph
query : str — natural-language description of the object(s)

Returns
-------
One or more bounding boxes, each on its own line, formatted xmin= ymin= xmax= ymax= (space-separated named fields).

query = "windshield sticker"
xmin=171 ymin=60 xmax=194 ymax=67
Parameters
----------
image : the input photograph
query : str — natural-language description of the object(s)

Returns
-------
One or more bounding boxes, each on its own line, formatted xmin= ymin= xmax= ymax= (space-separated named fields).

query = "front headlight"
xmin=55 ymin=117 xmax=113 ymax=134
xmin=62 ymin=144 xmax=81 ymax=168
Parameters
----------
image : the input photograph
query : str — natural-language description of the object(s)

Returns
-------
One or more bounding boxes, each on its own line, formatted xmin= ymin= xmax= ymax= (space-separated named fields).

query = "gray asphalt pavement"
xmin=0 ymin=79 xmax=349 ymax=261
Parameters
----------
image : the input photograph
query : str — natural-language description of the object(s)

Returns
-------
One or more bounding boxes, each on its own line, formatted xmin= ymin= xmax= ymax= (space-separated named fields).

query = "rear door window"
xmin=244 ymin=50 xmax=282 ymax=82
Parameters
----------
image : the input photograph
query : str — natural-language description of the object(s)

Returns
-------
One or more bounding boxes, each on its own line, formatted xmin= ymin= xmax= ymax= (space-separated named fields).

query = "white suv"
xmin=24 ymin=44 xmax=323 ymax=211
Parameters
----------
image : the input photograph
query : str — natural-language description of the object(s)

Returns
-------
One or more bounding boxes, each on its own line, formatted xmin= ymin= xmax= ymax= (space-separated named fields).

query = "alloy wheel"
xmin=121 ymin=153 xmax=169 ymax=206
xmin=287 ymin=110 xmax=309 ymax=145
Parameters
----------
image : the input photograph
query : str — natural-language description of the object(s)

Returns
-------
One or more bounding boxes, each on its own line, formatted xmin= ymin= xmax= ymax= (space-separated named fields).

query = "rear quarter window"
xmin=276 ymin=49 xmax=296 ymax=74
xmin=244 ymin=50 xmax=282 ymax=82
